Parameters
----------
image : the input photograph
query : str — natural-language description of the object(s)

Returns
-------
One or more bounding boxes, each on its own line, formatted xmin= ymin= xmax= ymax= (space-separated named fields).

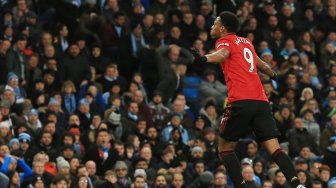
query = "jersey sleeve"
xmin=215 ymin=38 xmax=232 ymax=52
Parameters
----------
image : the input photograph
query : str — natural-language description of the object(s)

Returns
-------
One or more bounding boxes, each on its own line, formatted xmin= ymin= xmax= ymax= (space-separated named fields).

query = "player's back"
xmin=215 ymin=34 xmax=268 ymax=103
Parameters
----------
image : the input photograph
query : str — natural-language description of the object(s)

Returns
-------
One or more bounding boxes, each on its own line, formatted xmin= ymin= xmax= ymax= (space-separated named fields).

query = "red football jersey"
xmin=215 ymin=33 xmax=268 ymax=104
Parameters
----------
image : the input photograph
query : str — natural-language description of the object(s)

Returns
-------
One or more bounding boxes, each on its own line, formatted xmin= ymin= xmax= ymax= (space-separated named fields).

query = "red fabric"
xmin=44 ymin=162 xmax=57 ymax=176
xmin=23 ymin=48 xmax=33 ymax=56
xmin=215 ymin=33 xmax=268 ymax=104
xmin=69 ymin=127 xmax=80 ymax=136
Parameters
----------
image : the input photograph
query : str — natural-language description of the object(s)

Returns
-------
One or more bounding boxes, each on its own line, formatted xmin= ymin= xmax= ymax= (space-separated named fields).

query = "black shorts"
xmin=219 ymin=100 xmax=280 ymax=142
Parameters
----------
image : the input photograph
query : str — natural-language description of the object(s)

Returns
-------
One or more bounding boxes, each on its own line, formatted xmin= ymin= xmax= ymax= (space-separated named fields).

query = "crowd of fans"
xmin=0 ymin=0 xmax=335 ymax=188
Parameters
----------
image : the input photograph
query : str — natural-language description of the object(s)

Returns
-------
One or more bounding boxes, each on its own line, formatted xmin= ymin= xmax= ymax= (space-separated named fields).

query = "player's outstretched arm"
xmin=205 ymin=48 xmax=230 ymax=64
xmin=190 ymin=48 xmax=230 ymax=64
xmin=257 ymin=56 xmax=277 ymax=79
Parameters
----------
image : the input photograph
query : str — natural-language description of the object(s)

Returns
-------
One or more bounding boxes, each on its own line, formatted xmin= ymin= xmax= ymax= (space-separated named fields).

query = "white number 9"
xmin=243 ymin=47 xmax=254 ymax=72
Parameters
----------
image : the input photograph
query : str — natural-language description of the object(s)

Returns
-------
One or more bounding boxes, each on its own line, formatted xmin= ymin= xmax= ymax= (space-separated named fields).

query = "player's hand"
xmin=190 ymin=48 xmax=207 ymax=63
xmin=270 ymin=70 xmax=278 ymax=81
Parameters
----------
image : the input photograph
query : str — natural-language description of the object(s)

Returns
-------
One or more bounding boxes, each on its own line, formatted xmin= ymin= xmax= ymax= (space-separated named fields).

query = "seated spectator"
xmin=0 ymin=72 xmax=26 ymax=104
xmin=114 ymin=160 xmax=132 ymax=188
xmin=83 ymin=129 xmax=119 ymax=176
xmin=301 ymin=109 xmax=321 ymax=145
xmin=161 ymin=112 xmax=189 ymax=145
xmin=317 ymin=165 xmax=331 ymax=188
xmin=198 ymin=68 xmax=227 ymax=109
xmin=148 ymin=90 xmax=170 ymax=131
xmin=198 ymin=99 xmax=220 ymax=131
xmin=323 ymin=136 xmax=336 ymax=177
xmin=288 ymin=117 xmax=321 ymax=158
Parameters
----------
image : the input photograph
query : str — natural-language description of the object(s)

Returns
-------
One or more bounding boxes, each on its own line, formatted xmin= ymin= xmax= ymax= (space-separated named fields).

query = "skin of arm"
xmin=257 ymin=57 xmax=277 ymax=78
xmin=204 ymin=48 xmax=230 ymax=64
xmin=203 ymin=48 xmax=276 ymax=79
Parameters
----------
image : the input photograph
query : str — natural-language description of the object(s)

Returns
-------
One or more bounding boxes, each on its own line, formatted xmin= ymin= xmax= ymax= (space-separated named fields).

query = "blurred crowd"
xmin=0 ymin=0 xmax=336 ymax=188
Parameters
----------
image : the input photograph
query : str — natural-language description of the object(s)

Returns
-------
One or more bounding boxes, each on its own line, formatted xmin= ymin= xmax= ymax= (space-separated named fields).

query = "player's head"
xmin=210 ymin=11 xmax=239 ymax=38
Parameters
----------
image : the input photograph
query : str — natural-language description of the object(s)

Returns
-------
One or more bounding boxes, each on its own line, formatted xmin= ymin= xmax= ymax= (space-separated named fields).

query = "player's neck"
xmin=220 ymin=32 xmax=236 ymax=38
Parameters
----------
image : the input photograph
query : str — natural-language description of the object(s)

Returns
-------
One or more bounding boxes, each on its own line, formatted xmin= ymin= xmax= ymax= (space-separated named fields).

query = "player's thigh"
xmin=219 ymin=100 xmax=254 ymax=141
xmin=251 ymin=101 xmax=280 ymax=142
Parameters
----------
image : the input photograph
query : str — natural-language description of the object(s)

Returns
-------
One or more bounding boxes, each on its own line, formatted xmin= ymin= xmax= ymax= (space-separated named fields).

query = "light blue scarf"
xmin=131 ymin=33 xmax=146 ymax=57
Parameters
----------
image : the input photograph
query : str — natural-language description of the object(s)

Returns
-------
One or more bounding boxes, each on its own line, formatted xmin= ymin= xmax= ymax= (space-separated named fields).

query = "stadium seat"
xmin=183 ymin=76 xmax=202 ymax=114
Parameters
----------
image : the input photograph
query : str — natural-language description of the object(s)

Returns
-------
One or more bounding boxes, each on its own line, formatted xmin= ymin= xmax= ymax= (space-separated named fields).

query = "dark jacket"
xmin=83 ymin=145 xmax=119 ymax=176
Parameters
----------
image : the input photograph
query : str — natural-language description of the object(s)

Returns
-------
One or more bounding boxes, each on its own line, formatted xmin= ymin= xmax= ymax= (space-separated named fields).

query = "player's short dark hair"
xmin=219 ymin=11 xmax=240 ymax=33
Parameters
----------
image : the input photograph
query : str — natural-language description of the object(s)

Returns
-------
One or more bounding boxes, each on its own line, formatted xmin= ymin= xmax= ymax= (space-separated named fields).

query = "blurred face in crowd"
xmin=0 ymin=39 xmax=11 ymax=52
xmin=28 ymin=55 xmax=39 ymax=68
xmin=155 ymin=175 xmax=167 ymax=188
xmin=44 ymin=122 xmax=56 ymax=135
xmin=154 ymin=13 xmax=164 ymax=25
xmin=116 ymin=167 xmax=127 ymax=178
xmin=147 ymin=127 xmax=158 ymax=140
xmin=274 ymin=171 xmax=286 ymax=185
xmin=254 ymin=161 xmax=263 ymax=175
xmin=0 ymin=105 xmax=10 ymax=117
xmin=41 ymin=132 xmax=52 ymax=146
xmin=195 ymin=14 xmax=205 ymax=29
xmin=79 ymin=103 xmax=90 ymax=114
xmin=0 ymin=145 xmax=9 ymax=157
xmin=28 ymin=113 xmax=38 ymax=124
xmin=0 ymin=126 xmax=9 ymax=137
xmin=115 ymin=15 xmax=126 ymax=26
xmin=114 ymin=143 xmax=125 ymax=156
xmin=194 ymin=162 xmax=205 ymax=175
xmin=133 ymin=90 xmax=144 ymax=104
xmin=172 ymin=99 xmax=185 ymax=113
xmin=55 ymin=180 xmax=68 ymax=188
xmin=20 ymin=141 xmax=29 ymax=151
xmin=247 ymin=142 xmax=258 ymax=158
xmin=170 ymin=26 xmax=181 ymax=39
xmin=183 ymin=12 xmax=193 ymax=25
xmin=45 ymin=45 xmax=55 ymax=58
xmin=134 ymin=176 xmax=145 ymax=188
xmin=143 ymin=14 xmax=153 ymax=27
xmin=171 ymin=115 xmax=182 ymax=127
xmin=262 ymin=181 xmax=272 ymax=188
xmin=319 ymin=169 xmax=330 ymax=181
xmin=92 ymin=47 xmax=101 ymax=58
xmin=70 ymin=158 xmax=80 ymax=172
xmin=161 ymin=151 xmax=173 ymax=164
xmin=105 ymin=66 xmax=118 ymax=77
xmin=133 ymin=24 xmax=143 ymax=38
xmin=293 ymin=118 xmax=304 ymax=129
xmin=33 ymin=161 xmax=45 ymax=175
xmin=77 ymin=166 xmax=89 ymax=177
xmin=242 ymin=166 xmax=254 ymax=182
xmin=215 ymin=171 xmax=227 ymax=187
xmin=69 ymin=44 xmax=80 ymax=57
xmin=172 ymin=173 xmax=184 ymax=188
xmin=136 ymin=160 xmax=148 ymax=169
xmin=15 ymin=39 xmax=27 ymax=51
xmin=42 ymin=33 xmax=52 ymax=46
xmin=96 ymin=131 xmax=111 ymax=147
xmin=168 ymin=46 xmax=180 ymax=62
xmin=298 ymin=171 xmax=307 ymax=185
xmin=128 ymin=102 xmax=139 ymax=114
xmin=85 ymin=161 xmax=96 ymax=176
xmin=140 ymin=147 xmax=152 ymax=161
xmin=78 ymin=176 xmax=88 ymax=188
xmin=34 ymin=178 xmax=44 ymax=188
xmin=69 ymin=114 xmax=80 ymax=126
xmin=59 ymin=25 xmax=69 ymax=37
xmin=11 ymin=171 xmax=20 ymax=186
xmin=286 ymin=73 xmax=297 ymax=85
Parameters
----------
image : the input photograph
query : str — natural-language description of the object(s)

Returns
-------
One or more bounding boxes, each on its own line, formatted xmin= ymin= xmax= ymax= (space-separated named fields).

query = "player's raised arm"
xmin=190 ymin=48 xmax=230 ymax=64
xmin=257 ymin=56 xmax=277 ymax=79
xmin=205 ymin=48 xmax=230 ymax=64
